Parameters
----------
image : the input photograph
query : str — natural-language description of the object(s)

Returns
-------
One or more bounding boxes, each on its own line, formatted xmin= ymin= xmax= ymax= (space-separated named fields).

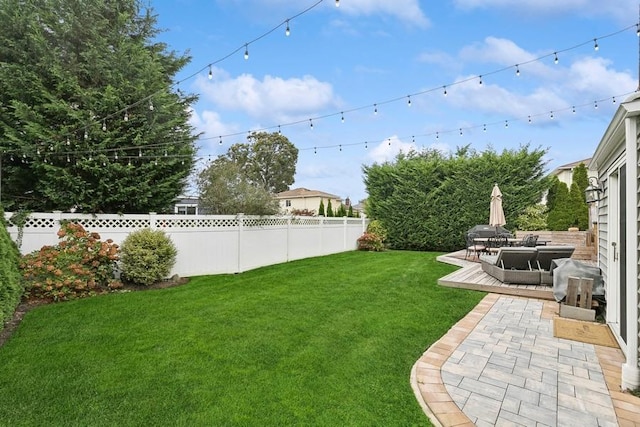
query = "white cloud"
xmin=337 ymin=0 xmax=430 ymax=27
xmin=452 ymin=0 xmax=636 ymax=21
xmin=367 ymin=135 xmax=416 ymax=164
xmin=565 ymin=57 xmax=637 ymax=97
xmin=194 ymin=71 xmax=339 ymax=123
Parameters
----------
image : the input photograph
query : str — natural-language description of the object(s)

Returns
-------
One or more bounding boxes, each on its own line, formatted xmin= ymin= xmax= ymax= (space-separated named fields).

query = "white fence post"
xmin=237 ymin=213 xmax=244 ymax=273
xmin=149 ymin=212 xmax=157 ymax=229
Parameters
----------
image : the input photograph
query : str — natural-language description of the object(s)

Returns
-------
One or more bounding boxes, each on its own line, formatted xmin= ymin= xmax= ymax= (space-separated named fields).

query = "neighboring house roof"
xmin=275 ymin=187 xmax=341 ymax=200
xmin=551 ymin=158 xmax=591 ymax=175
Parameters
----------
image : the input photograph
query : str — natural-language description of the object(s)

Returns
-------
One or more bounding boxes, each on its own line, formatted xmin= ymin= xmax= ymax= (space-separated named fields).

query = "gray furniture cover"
xmin=552 ymin=258 xmax=604 ymax=303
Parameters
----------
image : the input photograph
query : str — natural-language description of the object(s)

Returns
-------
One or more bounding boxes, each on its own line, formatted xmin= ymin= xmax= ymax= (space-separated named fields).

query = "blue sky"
xmin=152 ymin=0 xmax=639 ymax=203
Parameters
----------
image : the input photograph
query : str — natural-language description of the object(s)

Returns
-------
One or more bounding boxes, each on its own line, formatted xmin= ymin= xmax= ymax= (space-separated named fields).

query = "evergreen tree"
xmin=347 ymin=205 xmax=354 ymax=217
xmin=318 ymin=199 xmax=325 ymax=216
xmin=336 ymin=204 xmax=347 ymax=217
xmin=0 ymin=0 xmax=197 ymax=213
xmin=326 ymin=199 xmax=334 ymax=217
xmin=547 ymin=181 xmax=572 ymax=230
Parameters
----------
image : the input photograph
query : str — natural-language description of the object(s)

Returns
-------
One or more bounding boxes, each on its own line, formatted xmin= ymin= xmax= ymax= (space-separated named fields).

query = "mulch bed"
xmin=0 ymin=277 xmax=190 ymax=349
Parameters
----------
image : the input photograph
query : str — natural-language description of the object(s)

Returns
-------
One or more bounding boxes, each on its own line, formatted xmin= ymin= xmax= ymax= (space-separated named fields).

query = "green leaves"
xmin=364 ymin=145 xmax=549 ymax=251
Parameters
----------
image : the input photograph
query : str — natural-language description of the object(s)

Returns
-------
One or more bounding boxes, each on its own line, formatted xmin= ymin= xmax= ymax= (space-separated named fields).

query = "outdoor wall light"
xmin=585 ymin=176 xmax=603 ymax=204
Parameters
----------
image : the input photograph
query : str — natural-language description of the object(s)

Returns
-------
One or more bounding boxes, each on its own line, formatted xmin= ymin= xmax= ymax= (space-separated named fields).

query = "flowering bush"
xmin=357 ymin=232 xmax=384 ymax=252
xmin=20 ymin=222 xmax=121 ymax=301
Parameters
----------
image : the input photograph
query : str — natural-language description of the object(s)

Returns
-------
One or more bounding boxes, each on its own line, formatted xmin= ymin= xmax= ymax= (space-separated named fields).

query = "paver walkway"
xmin=412 ymin=294 xmax=640 ymax=426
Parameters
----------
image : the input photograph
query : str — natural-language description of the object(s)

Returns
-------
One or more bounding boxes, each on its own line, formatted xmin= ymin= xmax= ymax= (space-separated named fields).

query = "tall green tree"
xmin=364 ymin=145 xmax=549 ymax=251
xmin=197 ymin=160 xmax=279 ymax=215
xmin=221 ymin=132 xmax=298 ymax=193
xmin=0 ymin=0 xmax=197 ymax=213
xmin=546 ymin=181 xmax=572 ymax=230
xmin=318 ymin=199 xmax=325 ymax=216
xmin=326 ymin=199 xmax=334 ymax=217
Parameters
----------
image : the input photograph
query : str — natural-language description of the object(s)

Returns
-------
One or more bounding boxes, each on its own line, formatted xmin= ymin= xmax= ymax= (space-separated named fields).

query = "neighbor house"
xmin=589 ymin=92 xmax=640 ymax=390
xmin=275 ymin=188 xmax=342 ymax=215
xmin=552 ymin=158 xmax=591 ymax=187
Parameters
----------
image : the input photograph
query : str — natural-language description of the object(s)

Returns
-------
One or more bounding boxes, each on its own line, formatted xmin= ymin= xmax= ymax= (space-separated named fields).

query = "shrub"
xmin=366 ymin=220 xmax=388 ymax=243
xmin=20 ymin=222 xmax=121 ymax=301
xmin=0 ymin=205 xmax=23 ymax=326
xmin=357 ymin=232 xmax=384 ymax=251
xmin=119 ymin=228 xmax=177 ymax=286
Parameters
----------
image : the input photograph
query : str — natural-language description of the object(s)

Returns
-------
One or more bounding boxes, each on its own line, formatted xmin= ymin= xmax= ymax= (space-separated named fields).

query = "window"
xmin=285 ymin=200 xmax=292 ymax=207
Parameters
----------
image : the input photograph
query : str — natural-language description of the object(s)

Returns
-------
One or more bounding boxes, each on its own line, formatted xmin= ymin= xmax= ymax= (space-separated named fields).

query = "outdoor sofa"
xmin=479 ymin=245 xmax=575 ymax=285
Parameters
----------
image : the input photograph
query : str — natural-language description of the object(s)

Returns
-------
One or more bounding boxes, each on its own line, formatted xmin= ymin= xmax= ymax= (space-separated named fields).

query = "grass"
xmin=0 ymin=250 xmax=484 ymax=426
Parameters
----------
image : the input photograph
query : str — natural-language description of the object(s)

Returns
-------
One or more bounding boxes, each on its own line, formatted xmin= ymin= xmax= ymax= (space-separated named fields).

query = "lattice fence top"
xmin=4 ymin=213 xmax=366 ymax=230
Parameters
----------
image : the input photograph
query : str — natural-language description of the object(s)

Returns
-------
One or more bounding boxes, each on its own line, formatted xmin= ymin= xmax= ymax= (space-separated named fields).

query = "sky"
xmin=151 ymin=0 xmax=640 ymax=203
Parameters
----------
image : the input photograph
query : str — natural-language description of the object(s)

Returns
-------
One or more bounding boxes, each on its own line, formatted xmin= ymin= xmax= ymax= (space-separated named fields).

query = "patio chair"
xmin=479 ymin=247 xmax=540 ymax=284
xmin=534 ymin=245 xmax=575 ymax=285
xmin=517 ymin=234 xmax=538 ymax=247
xmin=486 ymin=234 xmax=509 ymax=255
xmin=465 ymin=232 xmax=486 ymax=260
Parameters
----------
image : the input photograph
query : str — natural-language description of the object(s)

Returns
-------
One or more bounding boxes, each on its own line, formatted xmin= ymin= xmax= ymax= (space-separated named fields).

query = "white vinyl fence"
xmin=5 ymin=212 xmax=368 ymax=277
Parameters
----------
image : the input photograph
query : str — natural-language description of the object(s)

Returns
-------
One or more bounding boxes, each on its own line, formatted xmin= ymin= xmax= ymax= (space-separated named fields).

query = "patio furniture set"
xmin=479 ymin=245 xmax=575 ymax=285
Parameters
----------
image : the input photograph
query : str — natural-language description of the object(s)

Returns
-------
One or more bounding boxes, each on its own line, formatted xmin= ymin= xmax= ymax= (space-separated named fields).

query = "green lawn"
xmin=0 ymin=251 xmax=484 ymax=426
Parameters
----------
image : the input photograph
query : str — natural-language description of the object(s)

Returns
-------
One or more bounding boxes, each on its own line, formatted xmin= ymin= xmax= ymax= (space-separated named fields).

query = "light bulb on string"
xmin=244 ymin=44 xmax=249 ymax=60
xmin=515 ymin=65 xmax=520 ymax=76
xmin=374 ymin=104 xmax=378 ymax=115
xmin=341 ymin=112 xmax=344 ymax=123
xmin=365 ymin=141 xmax=368 ymax=149
xmin=412 ymin=135 xmax=415 ymax=143
xmin=339 ymin=145 xmax=342 ymax=152
xmin=594 ymin=100 xmax=598 ymax=109
xmin=594 ymin=38 xmax=599 ymax=51
xmin=459 ymin=128 xmax=463 ymax=136
xmin=554 ymin=52 xmax=558 ymax=64
xmin=550 ymin=111 xmax=554 ymax=119
xmin=505 ymin=120 xmax=508 ymax=128
xmin=478 ymin=75 xmax=483 ymax=85
xmin=278 ymin=125 xmax=282 ymax=134
xmin=388 ymin=138 xmax=391 ymax=146
xmin=154 ymin=159 xmax=158 ymax=166
xmin=102 ymin=120 xmax=107 ymax=131
xmin=219 ymin=136 xmax=223 ymax=145
xmin=443 ymin=86 xmax=447 ymax=96
xmin=613 ymin=96 xmax=616 ymax=104
xmin=483 ymin=124 xmax=487 ymax=132
xmin=637 ymin=24 xmax=640 ymax=36
xmin=67 ymin=155 xmax=70 ymax=163
xmin=124 ymin=110 xmax=129 ymax=121
xmin=572 ymin=106 xmax=576 ymax=113
xmin=115 ymin=153 xmax=118 ymax=160
xmin=407 ymin=95 xmax=411 ymax=107
xmin=149 ymin=101 xmax=154 ymax=111
xmin=66 ymin=137 xmax=70 ymax=146
xmin=138 ymin=149 xmax=142 ymax=157
xmin=285 ymin=20 xmax=290 ymax=36
xmin=208 ymin=65 xmax=213 ymax=79
xmin=84 ymin=129 xmax=88 ymax=140
xmin=335 ymin=0 xmax=339 ymax=6
xmin=436 ymin=132 xmax=439 ymax=140
xmin=314 ymin=147 xmax=317 ymax=154
xmin=309 ymin=119 xmax=313 ymax=129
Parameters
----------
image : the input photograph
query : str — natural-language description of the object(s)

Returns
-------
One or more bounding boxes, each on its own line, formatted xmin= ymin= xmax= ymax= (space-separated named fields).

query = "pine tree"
xmin=318 ymin=199 xmax=325 ymax=216
xmin=0 ymin=0 xmax=197 ymax=213
xmin=326 ymin=199 xmax=334 ymax=217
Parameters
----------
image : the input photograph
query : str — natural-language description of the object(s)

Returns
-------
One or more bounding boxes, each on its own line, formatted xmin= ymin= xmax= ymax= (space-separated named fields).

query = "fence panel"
xmin=5 ymin=212 xmax=367 ymax=277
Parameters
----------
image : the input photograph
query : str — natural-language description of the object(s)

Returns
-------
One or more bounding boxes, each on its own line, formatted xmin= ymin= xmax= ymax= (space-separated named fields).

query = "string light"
xmin=554 ymin=52 xmax=558 ymax=64
xmin=149 ymin=101 xmax=154 ymax=111
xmin=407 ymin=95 xmax=411 ymax=107
xmin=285 ymin=20 xmax=290 ymax=37
xmin=124 ymin=110 xmax=129 ymax=121
xmin=314 ymin=147 xmax=317 ymax=154
xmin=388 ymin=138 xmax=391 ymax=146
xmin=339 ymin=144 xmax=342 ymax=151
xmin=478 ymin=75 xmax=483 ymax=85
xmin=436 ymin=132 xmax=439 ymax=139
xmin=515 ymin=64 xmax=520 ymax=76
xmin=443 ymin=86 xmax=447 ymax=96
xmin=613 ymin=96 xmax=616 ymax=103
xmin=483 ymin=124 xmax=487 ymax=132
xmin=505 ymin=120 xmax=508 ymax=128
xmin=594 ymin=100 xmax=598 ymax=109
xmin=244 ymin=44 xmax=249 ymax=60
xmin=208 ymin=65 xmax=213 ymax=79
xmin=278 ymin=125 xmax=282 ymax=134
xmin=637 ymin=24 xmax=640 ymax=36
xmin=309 ymin=119 xmax=313 ymax=129
xmin=219 ymin=136 xmax=222 ymax=145
xmin=550 ymin=111 xmax=554 ymax=119
xmin=594 ymin=38 xmax=599 ymax=51
xmin=102 ymin=120 xmax=107 ymax=131
xmin=341 ymin=112 xmax=344 ymax=123
xmin=572 ymin=106 xmax=576 ymax=113
xmin=335 ymin=0 xmax=339 ymax=6
xmin=374 ymin=104 xmax=378 ymax=115
xmin=459 ymin=128 xmax=463 ymax=136
xmin=364 ymin=141 xmax=368 ymax=149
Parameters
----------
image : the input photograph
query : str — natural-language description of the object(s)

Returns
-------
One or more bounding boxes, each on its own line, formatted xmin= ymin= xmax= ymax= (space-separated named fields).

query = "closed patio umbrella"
xmin=489 ymin=183 xmax=506 ymax=227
